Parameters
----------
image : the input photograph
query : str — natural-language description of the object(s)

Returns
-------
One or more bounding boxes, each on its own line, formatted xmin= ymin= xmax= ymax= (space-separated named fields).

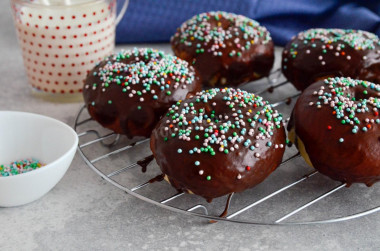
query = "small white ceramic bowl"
xmin=0 ymin=111 xmax=78 ymax=207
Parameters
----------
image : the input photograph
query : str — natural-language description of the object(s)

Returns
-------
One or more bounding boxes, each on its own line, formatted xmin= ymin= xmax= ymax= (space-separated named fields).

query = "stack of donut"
xmin=282 ymin=28 xmax=380 ymax=186
xmin=83 ymin=13 xmax=380 ymax=203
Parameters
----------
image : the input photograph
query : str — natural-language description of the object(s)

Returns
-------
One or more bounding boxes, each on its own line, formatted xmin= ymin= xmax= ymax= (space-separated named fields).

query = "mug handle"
xmin=115 ymin=0 xmax=129 ymax=25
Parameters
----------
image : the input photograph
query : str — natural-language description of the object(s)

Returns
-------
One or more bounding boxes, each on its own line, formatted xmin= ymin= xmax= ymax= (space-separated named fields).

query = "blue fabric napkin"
xmin=116 ymin=0 xmax=380 ymax=45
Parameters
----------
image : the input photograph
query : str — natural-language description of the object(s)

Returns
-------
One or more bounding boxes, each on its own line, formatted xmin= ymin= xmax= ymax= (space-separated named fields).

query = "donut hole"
xmin=209 ymin=16 xmax=231 ymax=30
xmin=128 ymin=105 xmax=155 ymax=129
xmin=353 ymin=87 xmax=378 ymax=101
xmin=360 ymin=62 xmax=380 ymax=84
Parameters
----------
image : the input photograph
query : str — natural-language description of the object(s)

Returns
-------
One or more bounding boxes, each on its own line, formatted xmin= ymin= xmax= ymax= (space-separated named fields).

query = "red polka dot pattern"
xmin=11 ymin=0 xmax=117 ymax=94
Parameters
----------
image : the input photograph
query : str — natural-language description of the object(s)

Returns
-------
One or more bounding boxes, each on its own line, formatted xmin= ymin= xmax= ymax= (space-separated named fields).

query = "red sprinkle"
xmin=246 ymin=166 xmax=251 ymax=171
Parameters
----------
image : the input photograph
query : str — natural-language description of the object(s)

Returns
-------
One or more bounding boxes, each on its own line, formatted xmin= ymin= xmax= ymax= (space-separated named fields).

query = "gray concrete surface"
xmin=1 ymin=1 xmax=379 ymax=250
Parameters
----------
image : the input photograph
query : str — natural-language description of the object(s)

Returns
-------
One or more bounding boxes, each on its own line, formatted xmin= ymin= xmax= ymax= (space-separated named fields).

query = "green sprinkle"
xmin=0 ymin=159 xmax=44 ymax=176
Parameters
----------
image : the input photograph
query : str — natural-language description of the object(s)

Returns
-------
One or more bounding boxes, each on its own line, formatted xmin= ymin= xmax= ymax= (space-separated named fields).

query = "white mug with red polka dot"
xmin=10 ymin=0 xmax=128 ymax=102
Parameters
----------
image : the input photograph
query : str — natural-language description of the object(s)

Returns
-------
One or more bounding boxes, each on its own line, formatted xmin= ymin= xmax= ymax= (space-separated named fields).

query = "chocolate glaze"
xmin=209 ymin=193 xmax=234 ymax=223
xmin=83 ymin=48 xmax=201 ymax=139
xmin=282 ymin=29 xmax=380 ymax=91
xmin=219 ymin=193 xmax=233 ymax=218
xmin=288 ymin=78 xmax=380 ymax=186
xmin=148 ymin=174 xmax=165 ymax=184
xmin=137 ymin=155 xmax=154 ymax=173
xmin=171 ymin=12 xmax=274 ymax=88
xmin=151 ymin=88 xmax=286 ymax=200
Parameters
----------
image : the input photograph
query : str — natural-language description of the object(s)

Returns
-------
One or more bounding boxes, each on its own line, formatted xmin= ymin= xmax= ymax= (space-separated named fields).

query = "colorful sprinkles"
xmin=162 ymin=88 xmax=285 ymax=181
xmin=172 ymin=11 xmax=272 ymax=57
xmin=84 ymin=48 xmax=196 ymax=105
xmin=283 ymin=28 xmax=380 ymax=69
xmin=311 ymin=77 xmax=380 ymax=143
xmin=0 ymin=158 xmax=45 ymax=177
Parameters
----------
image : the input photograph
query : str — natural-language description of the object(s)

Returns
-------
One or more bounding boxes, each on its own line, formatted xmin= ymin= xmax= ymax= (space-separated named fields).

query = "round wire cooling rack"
xmin=74 ymin=69 xmax=380 ymax=225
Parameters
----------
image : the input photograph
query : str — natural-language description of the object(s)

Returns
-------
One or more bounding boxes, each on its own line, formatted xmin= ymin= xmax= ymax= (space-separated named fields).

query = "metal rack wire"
xmin=74 ymin=70 xmax=380 ymax=225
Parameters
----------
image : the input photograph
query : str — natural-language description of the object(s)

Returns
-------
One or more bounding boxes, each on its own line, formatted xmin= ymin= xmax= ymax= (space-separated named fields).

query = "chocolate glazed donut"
xmin=171 ymin=11 xmax=274 ymax=88
xmin=288 ymin=77 xmax=380 ymax=186
xmin=83 ymin=48 xmax=201 ymax=138
xmin=151 ymin=88 xmax=286 ymax=201
xmin=282 ymin=29 xmax=380 ymax=91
